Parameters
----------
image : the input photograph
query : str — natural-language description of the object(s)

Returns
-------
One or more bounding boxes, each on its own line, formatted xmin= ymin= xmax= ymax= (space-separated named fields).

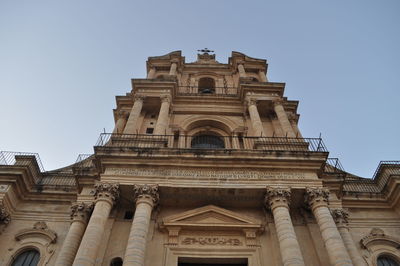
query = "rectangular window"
xmin=146 ymin=128 xmax=154 ymax=134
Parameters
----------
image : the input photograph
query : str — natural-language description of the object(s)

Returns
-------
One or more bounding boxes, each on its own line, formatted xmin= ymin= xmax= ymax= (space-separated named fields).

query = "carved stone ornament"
xmin=133 ymin=184 xmax=159 ymax=205
xmin=361 ymin=228 xmax=400 ymax=250
xmin=0 ymin=205 xmax=11 ymax=225
xmin=160 ymin=95 xmax=171 ymax=103
xmin=70 ymin=202 xmax=94 ymax=221
xmin=117 ymin=110 xmax=129 ymax=119
xmin=133 ymin=94 xmax=145 ymax=102
xmin=15 ymin=221 xmax=57 ymax=244
xmin=331 ymin=208 xmax=349 ymax=224
xmin=264 ymin=187 xmax=291 ymax=209
xmin=246 ymin=98 xmax=257 ymax=107
xmin=94 ymin=182 xmax=120 ymax=203
xmin=304 ymin=187 xmax=330 ymax=208
xmin=273 ymin=98 xmax=284 ymax=107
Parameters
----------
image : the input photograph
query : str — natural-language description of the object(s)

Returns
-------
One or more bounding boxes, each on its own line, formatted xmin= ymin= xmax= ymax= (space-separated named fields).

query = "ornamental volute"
xmin=70 ymin=202 xmax=94 ymax=223
xmin=304 ymin=187 xmax=330 ymax=210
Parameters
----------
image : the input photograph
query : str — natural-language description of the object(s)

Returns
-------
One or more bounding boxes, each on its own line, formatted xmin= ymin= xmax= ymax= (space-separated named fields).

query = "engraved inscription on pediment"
xmin=161 ymin=205 xmax=263 ymax=247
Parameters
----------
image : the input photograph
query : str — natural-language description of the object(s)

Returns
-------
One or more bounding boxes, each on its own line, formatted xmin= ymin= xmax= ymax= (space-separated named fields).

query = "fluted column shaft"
xmin=232 ymin=133 xmax=240 ymax=149
xmin=332 ymin=209 xmax=366 ymax=266
xmin=55 ymin=203 xmax=93 ymax=266
xmin=72 ymin=183 xmax=119 ymax=266
xmin=265 ymin=187 xmax=305 ymax=266
xmin=274 ymin=101 xmax=296 ymax=138
xmin=305 ymin=188 xmax=352 ymax=266
xmin=154 ymin=96 xmax=170 ymax=135
xmin=123 ymin=185 xmax=159 ymax=266
xmin=247 ymin=99 xmax=266 ymax=136
xmin=238 ymin=64 xmax=247 ymax=78
xmin=123 ymin=96 xmax=144 ymax=134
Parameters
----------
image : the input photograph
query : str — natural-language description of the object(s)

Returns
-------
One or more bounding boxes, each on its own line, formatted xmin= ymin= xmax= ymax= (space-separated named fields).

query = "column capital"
xmin=133 ymin=94 xmax=145 ymax=102
xmin=117 ymin=110 xmax=129 ymax=119
xmin=331 ymin=208 xmax=349 ymax=226
xmin=246 ymin=98 xmax=258 ymax=107
xmin=0 ymin=204 xmax=11 ymax=225
xmin=94 ymin=182 xmax=120 ymax=205
xmin=273 ymin=98 xmax=284 ymax=107
xmin=305 ymin=187 xmax=330 ymax=209
xmin=160 ymin=95 xmax=171 ymax=103
xmin=264 ymin=187 xmax=291 ymax=210
xmin=133 ymin=184 xmax=159 ymax=207
xmin=70 ymin=202 xmax=94 ymax=223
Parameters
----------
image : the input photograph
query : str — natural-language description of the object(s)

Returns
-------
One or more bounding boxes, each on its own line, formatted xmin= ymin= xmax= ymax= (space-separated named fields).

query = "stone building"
xmin=0 ymin=50 xmax=399 ymax=266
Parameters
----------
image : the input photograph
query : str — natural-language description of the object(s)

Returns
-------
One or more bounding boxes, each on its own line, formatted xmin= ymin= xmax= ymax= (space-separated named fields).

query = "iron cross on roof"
xmin=198 ymin=48 xmax=214 ymax=54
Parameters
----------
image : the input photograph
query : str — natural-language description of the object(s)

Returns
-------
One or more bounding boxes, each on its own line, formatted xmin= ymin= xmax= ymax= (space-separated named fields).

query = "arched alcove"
xmin=198 ymin=77 xmax=215 ymax=94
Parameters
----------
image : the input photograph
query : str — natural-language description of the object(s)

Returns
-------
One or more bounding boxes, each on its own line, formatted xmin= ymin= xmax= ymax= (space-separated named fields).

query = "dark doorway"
xmin=178 ymin=257 xmax=247 ymax=266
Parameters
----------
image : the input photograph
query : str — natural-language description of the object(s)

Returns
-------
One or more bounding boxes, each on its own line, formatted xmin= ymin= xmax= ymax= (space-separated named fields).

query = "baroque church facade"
xmin=0 ymin=50 xmax=399 ymax=266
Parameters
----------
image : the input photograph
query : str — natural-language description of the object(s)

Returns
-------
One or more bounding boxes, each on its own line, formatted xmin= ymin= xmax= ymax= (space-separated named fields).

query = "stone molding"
xmin=305 ymin=187 xmax=330 ymax=209
xmin=0 ymin=204 xmax=11 ymax=225
xmin=94 ymin=182 xmax=120 ymax=204
xmin=70 ymin=202 xmax=94 ymax=222
xmin=264 ymin=187 xmax=291 ymax=210
xmin=133 ymin=184 xmax=159 ymax=206
xmin=15 ymin=221 xmax=57 ymax=244
xmin=361 ymin=228 xmax=400 ymax=250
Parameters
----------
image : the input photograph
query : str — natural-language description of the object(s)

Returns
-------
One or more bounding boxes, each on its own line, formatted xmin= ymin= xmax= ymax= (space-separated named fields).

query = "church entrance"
xmin=178 ymin=257 xmax=248 ymax=266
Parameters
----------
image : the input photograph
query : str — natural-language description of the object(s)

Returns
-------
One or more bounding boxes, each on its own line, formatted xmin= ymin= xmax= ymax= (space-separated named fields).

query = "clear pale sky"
xmin=0 ymin=0 xmax=399 ymax=177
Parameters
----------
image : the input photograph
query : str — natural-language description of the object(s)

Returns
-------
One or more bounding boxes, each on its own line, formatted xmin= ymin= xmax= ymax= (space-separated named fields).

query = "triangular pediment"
xmin=162 ymin=205 xmax=261 ymax=229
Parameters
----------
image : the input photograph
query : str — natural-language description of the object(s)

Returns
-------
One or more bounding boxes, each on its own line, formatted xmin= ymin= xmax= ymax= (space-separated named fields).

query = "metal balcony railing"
xmin=95 ymin=133 xmax=328 ymax=153
xmin=177 ymin=86 xmax=238 ymax=97
xmin=0 ymin=151 xmax=45 ymax=172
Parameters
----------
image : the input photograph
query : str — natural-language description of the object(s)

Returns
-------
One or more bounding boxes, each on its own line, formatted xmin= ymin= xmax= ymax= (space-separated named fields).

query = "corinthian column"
xmin=72 ymin=182 xmax=119 ymax=266
xmin=331 ymin=209 xmax=366 ymax=266
xmin=123 ymin=185 xmax=159 ymax=266
xmin=247 ymin=99 xmax=266 ymax=136
xmin=305 ymin=188 xmax=352 ymax=266
xmin=55 ymin=202 xmax=93 ymax=266
xmin=112 ymin=110 xmax=128 ymax=134
xmin=123 ymin=96 xmax=144 ymax=134
xmin=154 ymin=96 xmax=171 ymax=135
xmin=273 ymin=100 xmax=296 ymax=138
xmin=265 ymin=187 xmax=305 ymax=266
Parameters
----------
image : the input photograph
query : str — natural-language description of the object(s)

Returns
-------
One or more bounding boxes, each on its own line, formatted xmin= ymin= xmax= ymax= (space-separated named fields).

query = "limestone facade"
xmin=0 ymin=50 xmax=399 ymax=266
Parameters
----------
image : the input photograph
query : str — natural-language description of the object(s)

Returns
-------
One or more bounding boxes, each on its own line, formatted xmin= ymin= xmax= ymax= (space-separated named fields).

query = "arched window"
xmin=191 ymin=135 xmax=225 ymax=149
xmin=110 ymin=257 xmax=123 ymax=266
xmin=377 ymin=256 xmax=399 ymax=266
xmin=198 ymin=77 xmax=215 ymax=94
xmin=12 ymin=250 xmax=40 ymax=266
